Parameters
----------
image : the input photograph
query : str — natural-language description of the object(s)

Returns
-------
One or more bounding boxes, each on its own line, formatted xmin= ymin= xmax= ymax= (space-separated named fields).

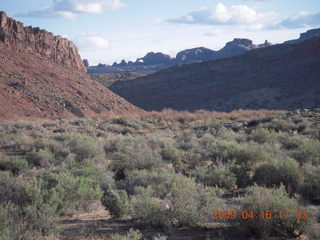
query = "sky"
xmin=1 ymin=0 xmax=320 ymax=65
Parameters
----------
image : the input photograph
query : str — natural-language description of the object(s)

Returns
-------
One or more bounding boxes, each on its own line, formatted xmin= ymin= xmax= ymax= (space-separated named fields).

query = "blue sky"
xmin=1 ymin=0 xmax=320 ymax=65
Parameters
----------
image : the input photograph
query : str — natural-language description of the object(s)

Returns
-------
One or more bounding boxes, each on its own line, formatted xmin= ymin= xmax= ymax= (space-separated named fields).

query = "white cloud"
xmin=15 ymin=0 xmax=126 ymax=19
xmin=57 ymin=11 xmax=78 ymax=19
xmin=278 ymin=11 xmax=320 ymax=29
xmin=75 ymin=33 xmax=109 ymax=51
xmin=166 ymin=3 xmax=320 ymax=31
xmin=166 ymin=3 xmax=276 ymax=30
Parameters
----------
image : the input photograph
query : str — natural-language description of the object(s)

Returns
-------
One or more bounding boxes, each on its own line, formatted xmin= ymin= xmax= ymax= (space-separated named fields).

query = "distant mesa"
xmin=88 ymin=28 xmax=320 ymax=75
xmin=87 ymin=38 xmax=273 ymax=74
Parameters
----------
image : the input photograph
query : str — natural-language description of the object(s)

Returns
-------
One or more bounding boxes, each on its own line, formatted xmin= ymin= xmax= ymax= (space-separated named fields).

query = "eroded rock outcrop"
xmin=0 ymin=11 xmax=86 ymax=72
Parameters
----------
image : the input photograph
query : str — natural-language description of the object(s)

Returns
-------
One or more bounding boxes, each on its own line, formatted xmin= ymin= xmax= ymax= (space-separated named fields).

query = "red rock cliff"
xmin=0 ymin=11 xmax=86 ymax=72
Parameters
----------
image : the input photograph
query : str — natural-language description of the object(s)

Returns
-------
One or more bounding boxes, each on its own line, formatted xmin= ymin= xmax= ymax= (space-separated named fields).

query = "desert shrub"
xmin=240 ymin=185 xmax=310 ymax=238
xmin=176 ymin=130 xmax=199 ymax=151
xmin=167 ymin=176 xmax=224 ymax=227
xmin=210 ymin=141 xmax=269 ymax=166
xmin=161 ymin=145 xmax=182 ymax=167
xmin=119 ymin=169 xmax=175 ymax=196
xmin=14 ymin=134 xmax=34 ymax=152
xmin=131 ymin=174 xmax=225 ymax=228
xmin=267 ymin=119 xmax=294 ymax=132
xmin=111 ymin=228 xmax=143 ymax=240
xmin=198 ymin=134 xmax=216 ymax=156
xmin=0 ymin=172 xmax=29 ymax=206
xmin=39 ymin=172 xmax=103 ymax=214
xmin=63 ymin=133 xmax=104 ymax=162
xmin=26 ymin=148 xmax=55 ymax=168
xmin=292 ymin=139 xmax=320 ymax=165
xmin=229 ymin=163 xmax=253 ymax=188
xmin=302 ymin=166 xmax=320 ymax=204
xmin=0 ymin=172 xmax=60 ymax=238
xmin=71 ymin=163 xmax=115 ymax=191
xmin=0 ymin=156 xmax=28 ymax=174
xmin=32 ymin=138 xmax=68 ymax=160
xmin=253 ymin=158 xmax=302 ymax=195
xmin=112 ymin=117 xmax=142 ymax=130
xmin=0 ymin=204 xmax=10 ymax=239
xmin=249 ymin=127 xmax=276 ymax=144
xmin=131 ymin=186 xmax=171 ymax=228
xmin=182 ymin=151 xmax=203 ymax=168
xmin=279 ymin=134 xmax=306 ymax=150
xmin=110 ymin=138 xmax=162 ymax=170
xmin=102 ymin=188 xmax=129 ymax=218
xmin=209 ymin=140 xmax=238 ymax=163
xmin=191 ymin=163 xmax=236 ymax=190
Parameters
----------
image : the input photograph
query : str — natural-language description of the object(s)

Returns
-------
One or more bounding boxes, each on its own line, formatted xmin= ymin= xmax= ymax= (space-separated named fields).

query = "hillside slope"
xmin=0 ymin=11 xmax=141 ymax=120
xmin=110 ymin=37 xmax=320 ymax=111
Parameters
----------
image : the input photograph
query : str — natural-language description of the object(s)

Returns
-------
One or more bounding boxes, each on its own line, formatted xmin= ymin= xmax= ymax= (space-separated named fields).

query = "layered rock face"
xmin=0 ymin=11 xmax=86 ymax=72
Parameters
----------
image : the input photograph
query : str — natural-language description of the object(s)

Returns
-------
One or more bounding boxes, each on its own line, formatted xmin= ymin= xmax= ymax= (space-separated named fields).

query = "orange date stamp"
xmin=210 ymin=210 xmax=309 ymax=220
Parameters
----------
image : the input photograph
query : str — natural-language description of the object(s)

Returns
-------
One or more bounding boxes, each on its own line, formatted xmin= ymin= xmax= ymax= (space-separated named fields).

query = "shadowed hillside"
xmin=110 ymin=36 xmax=320 ymax=112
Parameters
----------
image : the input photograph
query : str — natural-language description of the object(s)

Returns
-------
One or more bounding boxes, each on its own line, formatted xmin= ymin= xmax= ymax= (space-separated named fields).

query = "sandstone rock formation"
xmin=0 ymin=11 xmax=86 ymax=72
xmin=88 ymin=39 xmax=272 ymax=74
xmin=0 ymin=11 xmax=141 ymax=120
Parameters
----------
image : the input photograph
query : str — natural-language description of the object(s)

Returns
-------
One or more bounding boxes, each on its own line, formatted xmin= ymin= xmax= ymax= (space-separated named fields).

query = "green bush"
xmin=0 ymin=172 xmax=59 ymax=238
xmin=71 ymin=163 xmax=115 ymax=191
xmin=240 ymin=185 xmax=310 ymax=238
xmin=267 ymin=119 xmax=294 ymax=132
xmin=131 ymin=187 xmax=171 ymax=228
xmin=191 ymin=163 xmax=236 ymax=190
xmin=292 ymin=139 xmax=320 ymax=165
xmin=39 ymin=172 xmax=103 ymax=214
xmin=302 ymin=166 xmax=320 ymax=204
xmin=119 ymin=169 xmax=175 ymax=196
xmin=253 ymin=158 xmax=302 ymax=195
xmin=131 ymin=174 xmax=225 ymax=228
xmin=32 ymin=138 xmax=69 ymax=161
xmin=102 ymin=188 xmax=129 ymax=218
xmin=0 ymin=156 xmax=28 ymax=174
xmin=279 ymin=134 xmax=305 ymax=150
xmin=110 ymin=138 xmax=162 ymax=170
xmin=210 ymin=141 xmax=269 ymax=166
xmin=26 ymin=148 xmax=55 ymax=168
xmin=0 ymin=172 xmax=29 ymax=206
xmin=0 ymin=204 xmax=10 ymax=240
xmin=249 ymin=128 xmax=276 ymax=144
xmin=161 ymin=145 xmax=182 ymax=167
xmin=63 ymin=133 xmax=104 ymax=162
xmin=112 ymin=117 xmax=142 ymax=130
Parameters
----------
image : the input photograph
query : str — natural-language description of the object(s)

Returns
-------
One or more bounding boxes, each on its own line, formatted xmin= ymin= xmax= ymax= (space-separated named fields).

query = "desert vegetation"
xmin=0 ymin=109 xmax=319 ymax=239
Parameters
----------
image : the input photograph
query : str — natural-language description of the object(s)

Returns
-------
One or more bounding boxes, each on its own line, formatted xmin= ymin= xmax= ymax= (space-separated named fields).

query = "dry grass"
xmin=102 ymin=108 xmax=285 ymax=122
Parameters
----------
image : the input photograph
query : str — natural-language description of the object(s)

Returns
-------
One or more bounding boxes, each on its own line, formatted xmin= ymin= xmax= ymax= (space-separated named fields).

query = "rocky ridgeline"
xmin=88 ymin=38 xmax=272 ymax=74
xmin=0 ymin=11 xmax=86 ymax=72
